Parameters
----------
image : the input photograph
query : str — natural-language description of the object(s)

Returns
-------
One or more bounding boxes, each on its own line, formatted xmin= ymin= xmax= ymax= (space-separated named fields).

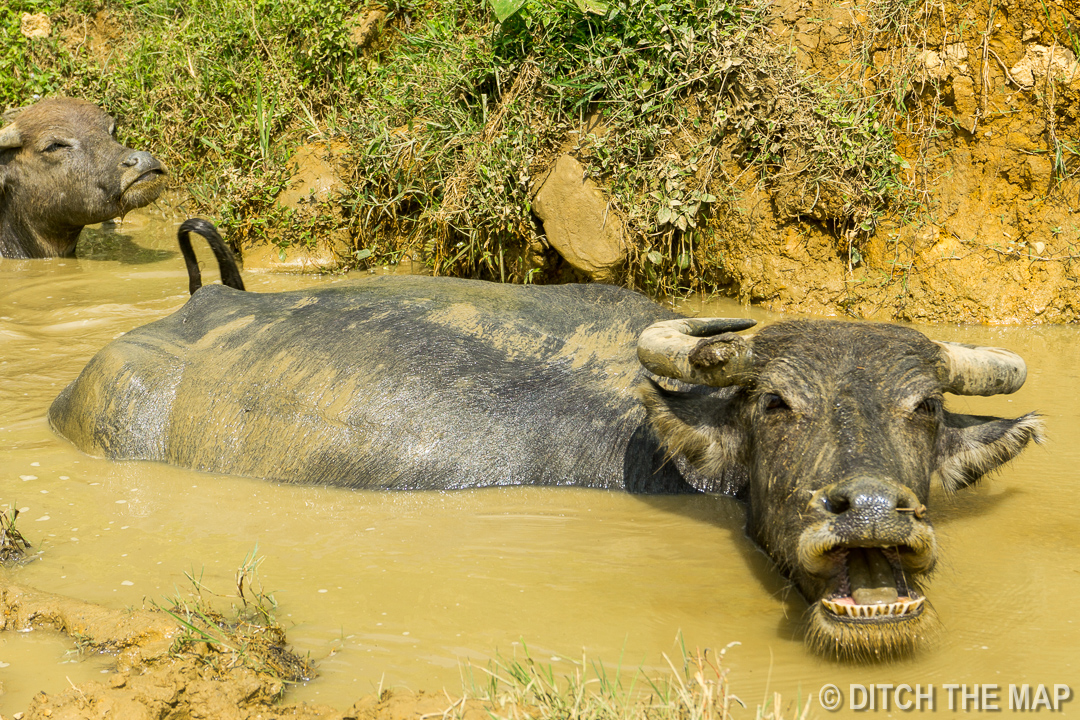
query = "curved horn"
xmin=637 ymin=317 xmax=756 ymax=386
xmin=934 ymin=341 xmax=1027 ymax=396
xmin=0 ymin=122 xmax=22 ymax=151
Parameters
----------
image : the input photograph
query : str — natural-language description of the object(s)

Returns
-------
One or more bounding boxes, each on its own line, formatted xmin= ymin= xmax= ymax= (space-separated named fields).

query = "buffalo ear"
xmin=935 ymin=411 xmax=1044 ymax=492
xmin=638 ymin=379 xmax=749 ymax=497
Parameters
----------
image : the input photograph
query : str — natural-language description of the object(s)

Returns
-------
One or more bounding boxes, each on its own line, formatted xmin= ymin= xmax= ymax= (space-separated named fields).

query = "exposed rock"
xmin=919 ymin=42 xmax=968 ymax=81
xmin=20 ymin=13 xmax=51 ymax=39
xmin=276 ymin=142 xmax=344 ymax=210
xmin=1009 ymin=44 xmax=1080 ymax=89
xmin=531 ymin=154 xmax=626 ymax=282
xmin=349 ymin=10 xmax=386 ymax=49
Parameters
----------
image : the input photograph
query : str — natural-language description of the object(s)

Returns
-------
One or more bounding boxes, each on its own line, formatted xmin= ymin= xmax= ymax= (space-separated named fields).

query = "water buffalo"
xmin=0 ymin=98 xmax=167 ymax=258
xmin=49 ymin=221 xmax=1042 ymax=658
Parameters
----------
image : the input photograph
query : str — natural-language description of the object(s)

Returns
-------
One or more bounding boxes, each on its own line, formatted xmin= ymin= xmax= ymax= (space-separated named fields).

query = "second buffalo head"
xmin=0 ymin=98 xmax=167 ymax=258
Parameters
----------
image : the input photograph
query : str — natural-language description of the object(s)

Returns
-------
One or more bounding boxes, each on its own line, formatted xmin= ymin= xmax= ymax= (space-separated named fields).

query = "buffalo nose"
xmin=821 ymin=478 xmax=921 ymax=519
xmin=121 ymin=150 xmax=162 ymax=173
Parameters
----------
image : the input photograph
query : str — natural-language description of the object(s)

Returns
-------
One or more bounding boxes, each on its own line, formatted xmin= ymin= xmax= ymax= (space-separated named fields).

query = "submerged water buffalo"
xmin=0 ymin=98 xmax=167 ymax=258
xmin=49 ymin=221 xmax=1043 ymax=658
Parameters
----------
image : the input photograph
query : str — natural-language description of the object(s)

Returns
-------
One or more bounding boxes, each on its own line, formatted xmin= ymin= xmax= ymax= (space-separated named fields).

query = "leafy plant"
xmin=5 ymin=0 xmax=912 ymax=298
xmin=153 ymin=548 xmax=313 ymax=685
xmin=0 ymin=507 xmax=33 ymax=565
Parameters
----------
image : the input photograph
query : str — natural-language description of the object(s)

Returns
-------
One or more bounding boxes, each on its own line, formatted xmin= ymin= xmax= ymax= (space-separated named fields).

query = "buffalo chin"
xmin=119 ymin=171 xmax=167 ymax=211
xmin=805 ymin=599 xmax=941 ymax=660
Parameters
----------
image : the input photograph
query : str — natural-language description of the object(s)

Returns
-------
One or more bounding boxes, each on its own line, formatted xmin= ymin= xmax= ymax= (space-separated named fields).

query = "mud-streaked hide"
xmin=50 ymin=273 xmax=1045 ymax=659
xmin=49 ymin=276 xmax=688 ymax=491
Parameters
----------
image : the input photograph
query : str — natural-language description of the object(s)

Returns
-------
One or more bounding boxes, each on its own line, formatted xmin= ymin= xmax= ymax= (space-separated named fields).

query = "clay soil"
xmin=707 ymin=0 xmax=1080 ymax=323
xmin=261 ymin=0 xmax=1079 ymax=324
xmin=0 ymin=579 xmax=495 ymax=720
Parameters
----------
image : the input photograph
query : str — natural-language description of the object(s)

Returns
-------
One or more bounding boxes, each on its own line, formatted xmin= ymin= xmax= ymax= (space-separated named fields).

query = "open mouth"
xmin=820 ymin=547 xmax=924 ymax=622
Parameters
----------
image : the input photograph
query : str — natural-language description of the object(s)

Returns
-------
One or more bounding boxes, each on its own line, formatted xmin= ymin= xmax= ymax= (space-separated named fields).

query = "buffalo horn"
xmin=934 ymin=341 xmax=1027 ymax=396
xmin=0 ymin=122 xmax=21 ymax=150
xmin=637 ymin=318 xmax=757 ymax=387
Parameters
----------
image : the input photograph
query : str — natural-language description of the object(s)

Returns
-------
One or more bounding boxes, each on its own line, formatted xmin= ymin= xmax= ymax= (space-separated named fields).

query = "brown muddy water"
xmin=1 ymin=211 xmax=1078 ymax=716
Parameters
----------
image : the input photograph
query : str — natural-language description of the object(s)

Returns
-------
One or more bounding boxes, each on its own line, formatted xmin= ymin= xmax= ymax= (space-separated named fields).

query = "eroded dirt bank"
xmin=0 ymin=580 xmax=494 ymax=720
xmin=580 ymin=0 xmax=1080 ymax=322
xmin=717 ymin=0 xmax=1080 ymax=323
xmin=9 ymin=0 xmax=1076 ymax=322
xmin=250 ymin=0 xmax=1079 ymax=323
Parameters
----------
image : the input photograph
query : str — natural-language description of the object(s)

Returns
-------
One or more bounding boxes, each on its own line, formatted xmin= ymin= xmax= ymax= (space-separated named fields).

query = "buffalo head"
xmin=0 ymin=98 xmax=167 ymax=258
xmin=637 ymin=318 xmax=1042 ymax=659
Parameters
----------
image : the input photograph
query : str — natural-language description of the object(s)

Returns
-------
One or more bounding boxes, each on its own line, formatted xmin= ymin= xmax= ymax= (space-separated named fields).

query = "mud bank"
xmin=720 ymin=0 xmax=1080 ymax=323
xmin=8 ymin=0 xmax=1077 ymax=322
xmin=0 ymin=580 xmax=492 ymax=720
xmin=256 ymin=0 xmax=1079 ymax=323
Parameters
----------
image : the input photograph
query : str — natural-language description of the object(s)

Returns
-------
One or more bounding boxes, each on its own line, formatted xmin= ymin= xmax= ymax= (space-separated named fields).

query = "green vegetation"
xmin=0 ymin=507 xmax=32 ymax=565
xmin=465 ymin=640 xmax=812 ymax=720
xmin=2 ymin=0 xmax=907 ymax=297
xmin=154 ymin=548 xmax=313 ymax=687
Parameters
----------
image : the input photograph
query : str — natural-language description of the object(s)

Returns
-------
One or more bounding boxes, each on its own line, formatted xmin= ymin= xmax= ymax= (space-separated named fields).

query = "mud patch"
xmin=59 ymin=10 xmax=125 ymax=67
xmin=234 ymin=141 xmax=353 ymax=274
xmin=19 ymin=14 xmax=51 ymax=39
xmin=0 ymin=580 xmax=507 ymax=720
xmin=0 ymin=580 xmax=306 ymax=719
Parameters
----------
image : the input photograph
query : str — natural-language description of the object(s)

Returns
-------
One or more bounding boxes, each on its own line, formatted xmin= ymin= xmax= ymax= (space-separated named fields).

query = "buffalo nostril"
xmin=896 ymin=503 xmax=927 ymax=519
xmin=821 ymin=492 xmax=850 ymax=515
xmin=822 ymin=479 xmax=919 ymax=517
xmin=122 ymin=151 xmax=158 ymax=171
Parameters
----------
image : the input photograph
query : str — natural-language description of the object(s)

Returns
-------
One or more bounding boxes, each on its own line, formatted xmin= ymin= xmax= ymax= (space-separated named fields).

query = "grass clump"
xmin=153 ymin=547 xmax=313 ymax=688
xmin=462 ymin=639 xmax=812 ymax=720
xmin=0 ymin=507 xmax=33 ymax=565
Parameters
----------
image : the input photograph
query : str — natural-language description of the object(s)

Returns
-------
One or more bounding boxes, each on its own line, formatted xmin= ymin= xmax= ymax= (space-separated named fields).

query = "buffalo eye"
xmin=42 ymin=141 xmax=70 ymax=153
xmin=913 ymin=397 xmax=939 ymax=417
xmin=762 ymin=393 xmax=789 ymax=412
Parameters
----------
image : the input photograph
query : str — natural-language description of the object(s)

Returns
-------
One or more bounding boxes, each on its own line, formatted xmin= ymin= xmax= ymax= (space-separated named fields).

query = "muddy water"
xmin=1 ymin=213 xmax=1078 ymax=715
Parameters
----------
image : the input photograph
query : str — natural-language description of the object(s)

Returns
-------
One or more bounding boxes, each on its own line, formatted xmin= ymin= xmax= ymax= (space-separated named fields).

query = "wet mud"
xmin=1 ymin=577 xmax=488 ymax=720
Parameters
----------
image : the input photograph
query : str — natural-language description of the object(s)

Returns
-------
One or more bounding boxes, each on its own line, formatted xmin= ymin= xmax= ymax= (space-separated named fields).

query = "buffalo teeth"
xmin=821 ymin=596 xmax=924 ymax=619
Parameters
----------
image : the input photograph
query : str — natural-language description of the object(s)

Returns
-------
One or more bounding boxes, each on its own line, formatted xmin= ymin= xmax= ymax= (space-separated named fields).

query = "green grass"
xmin=153 ymin=547 xmax=314 ymax=686
xmin=0 ymin=506 xmax=33 ymax=565
xmin=3 ymin=0 xmax=908 ymax=297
